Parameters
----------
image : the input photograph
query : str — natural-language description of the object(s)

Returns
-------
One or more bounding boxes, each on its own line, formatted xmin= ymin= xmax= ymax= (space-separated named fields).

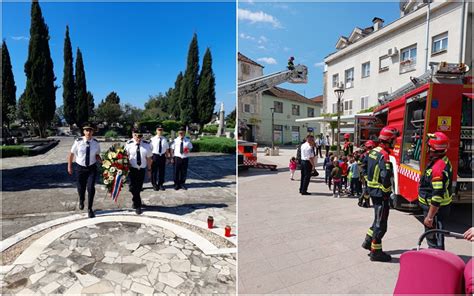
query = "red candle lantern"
xmin=207 ymin=216 xmax=214 ymax=229
xmin=225 ymin=225 xmax=231 ymax=237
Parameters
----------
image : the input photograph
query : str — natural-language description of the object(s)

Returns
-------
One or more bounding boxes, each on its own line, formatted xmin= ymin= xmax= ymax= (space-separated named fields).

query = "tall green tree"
xmin=196 ymin=48 xmax=216 ymax=127
xmin=75 ymin=48 xmax=88 ymax=126
xmin=96 ymin=92 xmax=122 ymax=125
xmin=17 ymin=92 xmax=31 ymax=124
xmin=169 ymin=72 xmax=183 ymax=120
xmin=179 ymin=33 xmax=199 ymax=126
xmin=87 ymin=91 xmax=94 ymax=117
xmin=62 ymin=25 xmax=75 ymax=125
xmin=2 ymin=40 xmax=17 ymax=128
xmin=24 ymin=0 xmax=57 ymax=138
xmin=226 ymin=108 xmax=236 ymax=128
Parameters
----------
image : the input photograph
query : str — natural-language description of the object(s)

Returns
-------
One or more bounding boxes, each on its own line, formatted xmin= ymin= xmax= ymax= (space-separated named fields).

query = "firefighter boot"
xmin=357 ymin=194 xmax=364 ymax=207
xmin=370 ymin=249 xmax=392 ymax=262
xmin=361 ymin=234 xmax=372 ymax=250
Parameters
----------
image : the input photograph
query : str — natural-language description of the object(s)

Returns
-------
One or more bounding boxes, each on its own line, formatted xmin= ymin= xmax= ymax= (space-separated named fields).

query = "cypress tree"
xmin=75 ymin=48 xmax=88 ymax=126
xmin=170 ymin=72 xmax=183 ymax=120
xmin=2 ymin=40 xmax=17 ymax=128
xmin=87 ymin=91 xmax=94 ymax=117
xmin=62 ymin=25 xmax=75 ymax=125
xmin=179 ymin=33 xmax=199 ymax=127
xmin=24 ymin=0 xmax=57 ymax=138
xmin=196 ymin=48 xmax=216 ymax=127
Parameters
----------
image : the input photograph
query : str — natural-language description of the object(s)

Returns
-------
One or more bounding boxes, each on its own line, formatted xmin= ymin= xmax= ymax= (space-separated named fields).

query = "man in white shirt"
xmin=150 ymin=126 xmax=170 ymax=191
xmin=125 ymin=128 xmax=153 ymax=214
xmin=171 ymin=128 xmax=193 ymax=190
xmin=299 ymin=134 xmax=316 ymax=195
xmin=67 ymin=123 xmax=101 ymax=218
xmin=315 ymin=135 xmax=323 ymax=158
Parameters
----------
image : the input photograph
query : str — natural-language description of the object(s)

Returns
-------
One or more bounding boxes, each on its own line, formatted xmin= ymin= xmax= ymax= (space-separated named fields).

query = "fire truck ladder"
xmin=379 ymin=62 xmax=469 ymax=105
xmin=238 ymin=64 xmax=308 ymax=97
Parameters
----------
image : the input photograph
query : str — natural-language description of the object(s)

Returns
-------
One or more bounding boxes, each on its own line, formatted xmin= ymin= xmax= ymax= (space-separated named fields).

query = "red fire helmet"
xmin=427 ymin=132 xmax=449 ymax=151
xmin=344 ymin=133 xmax=350 ymax=139
xmin=378 ymin=126 xmax=399 ymax=142
xmin=365 ymin=140 xmax=376 ymax=149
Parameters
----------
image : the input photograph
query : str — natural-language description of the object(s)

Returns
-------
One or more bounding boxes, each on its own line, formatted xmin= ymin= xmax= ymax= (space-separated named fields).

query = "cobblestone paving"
xmin=2 ymin=222 xmax=236 ymax=295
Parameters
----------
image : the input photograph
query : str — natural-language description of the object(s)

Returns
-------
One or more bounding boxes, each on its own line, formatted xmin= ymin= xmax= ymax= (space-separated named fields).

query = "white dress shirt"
xmin=150 ymin=135 xmax=169 ymax=155
xmin=125 ymin=139 xmax=153 ymax=169
xmin=300 ymin=142 xmax=315 ymax=161
xmin=171 ymin=137 xmax=193 ymax=158
xmin=71 ymin=137 xmax=101 ymax=167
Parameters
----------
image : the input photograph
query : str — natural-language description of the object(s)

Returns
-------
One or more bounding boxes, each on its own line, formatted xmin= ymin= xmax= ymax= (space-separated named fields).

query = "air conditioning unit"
xmin=388 ymin=47 xmax=398 ymax=57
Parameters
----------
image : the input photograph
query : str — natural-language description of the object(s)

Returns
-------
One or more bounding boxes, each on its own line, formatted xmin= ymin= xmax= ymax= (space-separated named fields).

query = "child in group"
xmin=323 ymin=152 xmax=334 ymax=188
xmin=331 ymin=160 xmax=342 ymax=198
xmin=339 ymin=156 xmax=349 ymax=193
xmin=289 ymin=157 xmax=297 ymax=180
xmin=349 ymin=156 xmax=362 ymax=197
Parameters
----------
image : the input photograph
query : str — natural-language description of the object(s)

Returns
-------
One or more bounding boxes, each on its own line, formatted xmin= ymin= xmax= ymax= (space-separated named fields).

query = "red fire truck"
xmin=356 ymin=62 xmax=473 ymax=210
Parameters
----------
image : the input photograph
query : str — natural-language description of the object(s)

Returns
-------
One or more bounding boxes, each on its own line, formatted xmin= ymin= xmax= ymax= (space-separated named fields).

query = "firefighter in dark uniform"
xmin=150 ymin=126 xmax=170 ymax=191
xmin=343 ymin=133 xmax=353 ymax=156
xmin=287 ymin=56 xmax=295 ymax=70
xmin=125 ymin=128 xmax=152 ymax=215
xmin=418 ymin=132 xmax=453 ymax=250
xmin=358 ymin=140 xmax=376 ymax=208
xmin=361 ymin=126 xmax=399 ymax=262
xmin=67 ymin=123 xmax=101 ymax=218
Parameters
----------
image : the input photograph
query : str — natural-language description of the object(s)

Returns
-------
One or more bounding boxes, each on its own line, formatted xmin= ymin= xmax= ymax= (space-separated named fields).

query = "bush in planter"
xmin=162 ymin=120 xmax=182 ymax=132
xmin=191 ymin=137 xmax=235 ymax=154
xmin=1 ymin=145 xmax=30 ymax=157
xmin=104 ymin=130 xmax=119 ymax=139
xmin=202 ymin=125 xmax=218 ymax=134
xmin=330 ymin=145 xmax=338 ymax=151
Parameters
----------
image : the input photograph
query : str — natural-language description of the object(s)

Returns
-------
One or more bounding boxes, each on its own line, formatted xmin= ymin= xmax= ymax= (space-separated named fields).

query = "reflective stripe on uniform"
xmin=367 ymin=229 xmax=373 ymax=237
xmin=432 ymin=181 xmax=443 ymax=189
xmin=371 ymin=242 xmax=382 ymax=250
xmin=418 ymin=195 xmax=452 ymax=206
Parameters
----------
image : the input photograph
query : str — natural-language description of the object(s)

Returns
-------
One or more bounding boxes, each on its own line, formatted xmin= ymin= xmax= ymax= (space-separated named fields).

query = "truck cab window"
xmin=401 ymin=92 xmax=427 ymax=170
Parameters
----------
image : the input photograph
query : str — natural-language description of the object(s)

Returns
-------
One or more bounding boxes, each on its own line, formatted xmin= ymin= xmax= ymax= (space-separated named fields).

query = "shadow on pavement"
xmin=144 ymin=203 xmax=229 ymax=216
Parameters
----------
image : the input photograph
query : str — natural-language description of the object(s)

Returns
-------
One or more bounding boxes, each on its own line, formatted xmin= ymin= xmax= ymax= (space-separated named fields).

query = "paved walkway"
xmin=1 ymin=137 xmax=236 ymax=295
xmin=238 ymin=148 xmax=472 ymax=294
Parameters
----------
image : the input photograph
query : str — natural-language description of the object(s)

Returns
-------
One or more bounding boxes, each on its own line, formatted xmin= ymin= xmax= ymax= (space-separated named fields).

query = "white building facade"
xmin=322 ymin=0 xmax=472 ymax=137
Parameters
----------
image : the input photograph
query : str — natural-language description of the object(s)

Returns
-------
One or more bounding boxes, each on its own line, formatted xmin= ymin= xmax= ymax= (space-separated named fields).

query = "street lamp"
xmin=270 ymin=107 xmax=275 ymax=153
xmin=334 ymin=84 xmax=345 ymax=156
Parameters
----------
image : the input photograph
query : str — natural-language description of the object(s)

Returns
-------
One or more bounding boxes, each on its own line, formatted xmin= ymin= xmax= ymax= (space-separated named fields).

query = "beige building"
xmin=238 ymin=53 xmax=322 ymax=145
xmin=322 ymin=0 xmax=472 ymax=136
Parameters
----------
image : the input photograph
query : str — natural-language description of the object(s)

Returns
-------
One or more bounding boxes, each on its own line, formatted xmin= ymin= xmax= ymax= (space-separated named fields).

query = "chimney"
xmin=372 ymin=17 xmax=384 ymax=31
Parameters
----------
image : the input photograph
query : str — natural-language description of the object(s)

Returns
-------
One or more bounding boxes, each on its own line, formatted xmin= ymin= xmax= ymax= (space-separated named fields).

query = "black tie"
xmin=136 ymin=143 xmax=141 ymax=166
xmin=85 ymin=141 xmax=90 ymax=166
xmin=180 ymin=141 xmax=184 ymax=154
xmin=158 ymin=138 xmax=162 ymax=154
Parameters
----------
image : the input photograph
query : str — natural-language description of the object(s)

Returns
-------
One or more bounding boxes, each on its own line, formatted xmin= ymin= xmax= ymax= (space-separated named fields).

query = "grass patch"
xmin=1 ymin=145 xmax=31 ymax=158
xmin=192 ymin=136 xmax=235 ymax=154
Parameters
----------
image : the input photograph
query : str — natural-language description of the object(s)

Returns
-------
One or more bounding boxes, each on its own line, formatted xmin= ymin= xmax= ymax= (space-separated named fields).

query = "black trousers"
xmin=350 ymin=177 xmax=362 ymax=195
xmin=316 ymin=146 xmax=323 ymax=158
xmin=129 ymin=167 xmax=145 ymax=208
xmin=174 ymin=157 xmax=189 ymax=187
xmin=299 ymin=160 xmax=312 ymax=193
xmin=325 ymin=145 xmax=330 ymax=157
xmin=369 ymin=196 xmax=390 ymax=246
xmin=76 ymin=164 xmax=97 ymax=210
xmin=151 ymin=154 xmax=166 ymax=186
xmin=420 ymin=203 xmax=451 ymax=250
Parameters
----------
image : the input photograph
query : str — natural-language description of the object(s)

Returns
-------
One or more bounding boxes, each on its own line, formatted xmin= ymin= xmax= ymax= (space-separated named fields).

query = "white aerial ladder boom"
xmin=238 ymin=64 xmax=308 ymax=97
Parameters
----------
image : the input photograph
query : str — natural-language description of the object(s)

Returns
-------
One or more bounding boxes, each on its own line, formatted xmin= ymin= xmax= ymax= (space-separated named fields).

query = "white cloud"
xmin=258 ymin=36 xmax=268 ymax=44
xmin=314 ymin=62 xmax=325 ymax=68
xmin=238 ymin=8 xmax=282 ymax=28
xmin=11 ymin=36 xmax=29 ymax=41
xmin=239 ymin=33 xmax=255 ymax=41
xmin=283 ymin=47 xmax=291 ymax=52
xmin=257 ymin=57 xmax=277 ymax=65
xmin=257 ymin=45 xmax=266 ymax=50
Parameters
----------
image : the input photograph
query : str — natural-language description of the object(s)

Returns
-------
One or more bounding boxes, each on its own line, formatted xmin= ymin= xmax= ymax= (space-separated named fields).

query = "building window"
xmin=332 ymin=103 xmax=337 ymax=114
xmin=432 ymin=32 xmax=448 ymax=54
xmin=292 ymin=126 xmax=300 ymax=132
xmin=243 ymin=103 xmax=254 ymax=114
xmin=274 ymin=101 xmax=283 ymax=113
xmin=360 ymin=96 xmax=369 ymax=110
xmin=362 ymin=62 xmax=370 ymax=78
xmin=274 ymin=124 xmax=283 ymax=131
xmin=332 ymin=74 xmax=339 ymax=88
xmin=345 ymin=68 xmax=354 ymax=88
xmin=292 ymin=104 xmax=300 ymax=116
xmin=241 ymin=63 xmax=250 ymax=75
xmin=307 ymin=107 xmax=314 ymax=117
xmin=344 ymin=100 xmax=353 ymax=115
xmin=379 ymin=55 xmax=390 ymax=72
xmin=400 ymin=44 xmax=417 ymax=73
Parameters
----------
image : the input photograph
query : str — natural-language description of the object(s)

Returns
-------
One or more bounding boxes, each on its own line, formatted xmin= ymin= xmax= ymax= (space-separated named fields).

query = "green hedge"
xmin=0 ymin=145 xmax=31 ymax=158
xmin=192 ymin=136 xmax=235 ymax=154
xmin=202 ymin=125 xmax=218 ymax=134
xmin=104 ymin=130 xmax=119 ymax=138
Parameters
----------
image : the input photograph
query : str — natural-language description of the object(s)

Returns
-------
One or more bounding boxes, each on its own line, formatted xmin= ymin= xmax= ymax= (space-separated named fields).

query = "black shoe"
xmin=79 ymin=201 xmax=84 ymax=210
xmin=159 ymin=185 xmax=166 ymax=191
xmin=370 ymin=250 xmax=392 ymax=262
xmin=174 ymin=186 xmax=180 ymax=190
xmin=363 ymin=202 xmax=369 ymax=208
xmin=135 ymin=207 xmax=142 ymax=215
xmin=361 ymin=239 xmax=371 ymax=250
xmin=301 ymin=192 xmax=311 ymax=195
xmin=153 ymin=185 xmax=159 ymax=191
xmin=88 ymin=210 xmax=95 ymax=218
xmin=181 ymin=184 xmax=187 ymax=190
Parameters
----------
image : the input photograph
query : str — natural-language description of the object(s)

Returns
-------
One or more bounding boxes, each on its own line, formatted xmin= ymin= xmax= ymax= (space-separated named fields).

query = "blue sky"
xmin=3 ymin=1 xmax=236 ymax=112
xmin=238 ymin=1 xmax=400 ymax=98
